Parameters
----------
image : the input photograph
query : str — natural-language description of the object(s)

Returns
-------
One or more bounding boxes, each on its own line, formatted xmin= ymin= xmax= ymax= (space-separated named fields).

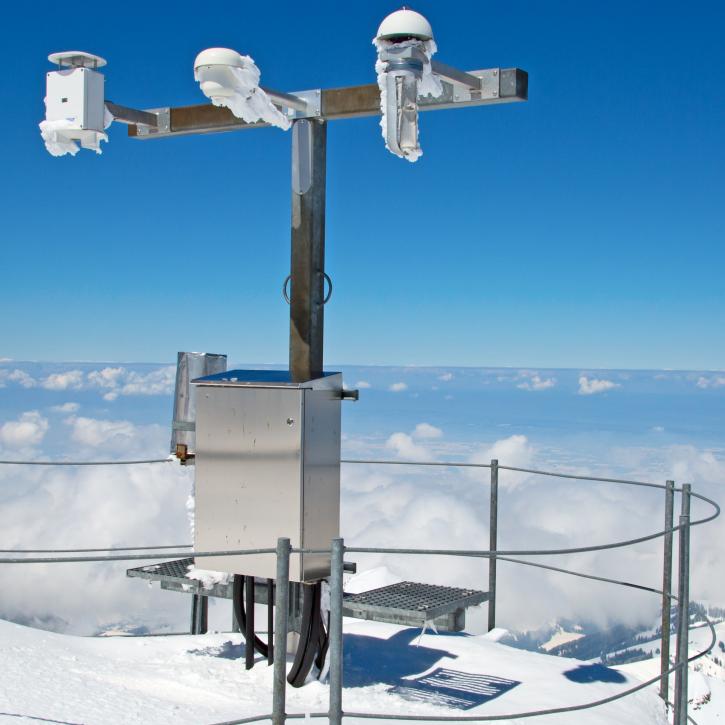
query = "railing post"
xmin=659 ymin=480 xmax=675 ymax=702
xmin=329 ymin=537 xmax=345 ymax=725
xmin=190 ymin=592 xmax=208 ymax=634
xmin=488 ymin=459 xmax=499 ymax=632
xmin=674 ymin=485 xmax=691 ymax=725
xmin=273 ymin=538 xmax=290 ymax=725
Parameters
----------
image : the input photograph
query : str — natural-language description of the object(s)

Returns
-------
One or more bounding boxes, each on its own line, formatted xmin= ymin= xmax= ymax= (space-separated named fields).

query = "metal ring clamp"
xmin=282 ymin=273 xmax=333 ymax=305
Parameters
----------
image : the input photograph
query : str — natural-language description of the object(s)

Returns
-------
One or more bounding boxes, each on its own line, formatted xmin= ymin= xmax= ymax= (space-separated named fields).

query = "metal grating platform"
xmin=136 ymin=557 xmax=194 ymax=579
xmin=343 ymin=582 xmax=488 ymax=630
xmin=128 ymin=558 xmax=234 ymax=598
xmin=128 ymin=560 xmax=488 ymax=632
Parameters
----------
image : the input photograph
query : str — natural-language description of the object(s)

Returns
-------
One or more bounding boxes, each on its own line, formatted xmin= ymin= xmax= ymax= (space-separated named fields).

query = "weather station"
xmin=23 ymin=6 xmax=721 ymax=725
xmin=39 ymin=6 xmax=528 ymax=691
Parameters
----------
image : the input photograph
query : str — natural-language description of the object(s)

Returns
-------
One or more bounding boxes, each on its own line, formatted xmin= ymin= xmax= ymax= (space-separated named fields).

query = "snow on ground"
xmin=0 ymin=617 xmax=667 ymax=725
xmin=540 ymin=628 xmax=585 ymax=652
xmin=615 ymin=619 xmax=725 ymax=724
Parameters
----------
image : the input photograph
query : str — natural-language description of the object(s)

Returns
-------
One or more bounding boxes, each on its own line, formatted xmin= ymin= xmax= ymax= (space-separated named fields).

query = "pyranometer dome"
xmin=376 ymin=8 xmax=433 ymax=42
xmin=194 ymin=47 xmax=245 ymax=76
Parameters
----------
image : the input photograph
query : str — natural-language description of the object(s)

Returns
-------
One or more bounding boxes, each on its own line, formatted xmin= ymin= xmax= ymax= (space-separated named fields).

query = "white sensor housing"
xmin=42 ymin=51 xmax=109 ymax=155
xmin=376 ymin=8 xmax=434 ymax=42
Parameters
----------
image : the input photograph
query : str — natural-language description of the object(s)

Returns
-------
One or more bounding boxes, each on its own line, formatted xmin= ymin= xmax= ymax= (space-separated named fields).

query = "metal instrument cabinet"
xmin=193 ymin=370 xmax=341 ymax=582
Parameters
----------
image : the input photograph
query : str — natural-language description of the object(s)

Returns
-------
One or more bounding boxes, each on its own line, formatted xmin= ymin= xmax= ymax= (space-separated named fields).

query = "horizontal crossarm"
xmin=128 ymin=67 xmax=527 ymax=139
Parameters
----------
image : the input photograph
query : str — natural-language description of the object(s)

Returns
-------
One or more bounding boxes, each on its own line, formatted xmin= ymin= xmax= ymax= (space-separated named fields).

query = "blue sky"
xmin=2 ymin=0 xmax=724 ymax=368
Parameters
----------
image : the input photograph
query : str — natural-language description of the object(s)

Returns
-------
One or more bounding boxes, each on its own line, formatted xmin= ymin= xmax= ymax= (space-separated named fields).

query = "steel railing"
xmin=0 ymin=456 xmax=720 ymax=725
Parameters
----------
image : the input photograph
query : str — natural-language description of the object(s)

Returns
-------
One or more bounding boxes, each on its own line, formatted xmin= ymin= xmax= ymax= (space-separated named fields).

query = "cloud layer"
xmin=578 ymin=376 xmax=620 ymax=395
xmin=0 ymin=366 xmax=175 ymax=399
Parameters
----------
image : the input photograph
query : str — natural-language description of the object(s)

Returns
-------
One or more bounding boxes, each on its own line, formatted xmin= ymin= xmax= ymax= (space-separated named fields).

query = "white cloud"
xmin=0 ymin=369 xmax=37 ymax=389
xmin=578 ymin=376 xmax=620 ymax=395
xmin=0 ymin=448 xmax=192 ymax=634
xmin=696 ymin=375 xmax=725 ymax=389
xmin=87 ymin=367 xmax=125 ymax=389
xmin=50 ymin=402 xmax=80 ymax=414
xmin=0 ymin=357 xmax=12 ymax=362
xmin=42 ymin=370 xmax=84 ymax=391
xmin=466 ymin=434 xmax=534 ymax=488
xmin=438 ymin=373 xmax=453 ymax=382
xmin=385 ymin=432 xmax=432 ymax=461
xmin=121 ymin=367 xmax=176 ymax=396
xmin=0 ymin=411 xmax=49 ymax=449
xmin=652 ymin=426 xmax=665 ymax=433
xmin=412 ymin=422 xmax=443 ymax=439
xmin=65 ymin=416 xmax=139 ymax=450
xmin=517 ymin=374 xmax=556 ymax=391
xmin=86 ymin=366 xmax=176 ymax=397
xmin=388 ymin=382 xmax=408 ymax=392
xmin=355 ymin=381 xmax=371 ymax=389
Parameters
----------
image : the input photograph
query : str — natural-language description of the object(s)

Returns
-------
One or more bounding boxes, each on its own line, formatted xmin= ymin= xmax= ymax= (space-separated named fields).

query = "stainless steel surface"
xmin=104 ymin=101 xmax=158 ymax=127
xmin=674 ymin=486 xmax=691 ymax=725
xmin=273 ymin=538 xmax=290 ymax=725
xmin=194 ymin=371 xmax=341 ymax=581
xmin=262 ymin=87 xmax=309 ymax=113
xmin=660 ymin=480 xmax=675 ymax=701
xmin=329 ymin=538 xmax=344 ymax=725
xmin=128 ymin=68 xmax=527 ymax=139
xmin=488 ymin=459 xmax=498 ymax=632
xmin=431 ymin=60 xmax=482 ymax=90
xmin=134 ymin=107 xmax=170 ymax=137
xmin=170 ymin=352 xmax=227 ymax=455
xmin=291 ymin=119 xmax=313 ymax=195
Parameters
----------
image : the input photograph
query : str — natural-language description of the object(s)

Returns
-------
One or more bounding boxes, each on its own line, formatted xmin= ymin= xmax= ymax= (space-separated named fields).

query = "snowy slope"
xmin=0 ymin=617 xmax=667 ymax=724
xmin=617 ymin=620 xmax=725 ymax=725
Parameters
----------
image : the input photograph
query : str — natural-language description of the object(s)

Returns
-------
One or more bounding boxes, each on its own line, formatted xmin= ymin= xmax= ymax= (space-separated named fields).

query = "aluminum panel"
xmin=194 ymin=373 xmax=342 ymax=582
xmin=195 ymin=385 xmax=304 ymax=579
xmin=301 ymin=388 xmax=340 ymax=580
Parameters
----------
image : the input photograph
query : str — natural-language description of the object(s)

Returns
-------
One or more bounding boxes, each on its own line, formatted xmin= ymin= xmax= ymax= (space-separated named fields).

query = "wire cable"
xmin=0 ymin=458 xmax=173 ymax=466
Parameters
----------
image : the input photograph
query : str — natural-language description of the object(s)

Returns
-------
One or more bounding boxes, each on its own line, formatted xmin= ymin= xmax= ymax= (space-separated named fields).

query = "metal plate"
xmin=343 ymin=581 xmax=488 ymax=623
xmin=193 ymin=377 xmax=341 ymax=582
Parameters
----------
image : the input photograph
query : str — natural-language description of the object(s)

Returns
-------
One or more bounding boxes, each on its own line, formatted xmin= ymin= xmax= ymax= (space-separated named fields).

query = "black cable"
xmin=287 ymin=582 xmax=323 ymax=687
xmin=233 ymin=575 xmax=269 ymax=659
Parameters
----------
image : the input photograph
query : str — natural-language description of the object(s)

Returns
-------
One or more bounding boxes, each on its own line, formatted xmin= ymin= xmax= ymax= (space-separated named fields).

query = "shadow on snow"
xmin=344 ymin=628 xmax=520 ymax=710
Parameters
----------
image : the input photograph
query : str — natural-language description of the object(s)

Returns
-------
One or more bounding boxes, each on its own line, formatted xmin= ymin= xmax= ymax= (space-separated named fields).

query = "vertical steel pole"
xmin=273 ymin=538 xmax=290 ymax=725
xmin=674 ymin=485 xmax=691 ymax=725
xmin=289 ymin=118 xmax=327 ymax=382
xmin=488 ymin=459 xmax=499 ymax=632
xmin=329 ymin=538 xmax=345 ymax=725
xmin=190 ymin=592 xmax=207 ymax=634
xmin=659 ymin=480 xmax=675 ymax=701
xmin=190 ymin=593 xmax=198 ymax=634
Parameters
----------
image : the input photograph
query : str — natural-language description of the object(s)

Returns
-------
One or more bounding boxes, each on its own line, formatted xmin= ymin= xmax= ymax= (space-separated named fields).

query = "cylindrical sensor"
xmin=170 ymin=352 xmax=227 ymax=456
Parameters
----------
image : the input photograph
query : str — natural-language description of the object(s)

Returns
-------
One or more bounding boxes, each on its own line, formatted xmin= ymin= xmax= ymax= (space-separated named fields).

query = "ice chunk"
xmin=39 ymin=119 xmax=108 ymax=157
xmin=186 ymin=564 xmax=231 ymax=589
xmin=199 ymin=56 xmax=291 ymax=130
xmin=373 ymin=37 xmax=442 ymax=162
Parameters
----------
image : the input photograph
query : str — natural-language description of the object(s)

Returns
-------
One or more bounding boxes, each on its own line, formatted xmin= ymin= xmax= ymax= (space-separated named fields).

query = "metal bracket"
xmin=450 ymin=69 xmax=500 ymax=104
xmin=283 ymin=272 xmax=332 ymax=304
xmin=287 ymin=89 xmax=322 ymax=120
xmin=135 ymin=108 xmax=171 ymax=137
